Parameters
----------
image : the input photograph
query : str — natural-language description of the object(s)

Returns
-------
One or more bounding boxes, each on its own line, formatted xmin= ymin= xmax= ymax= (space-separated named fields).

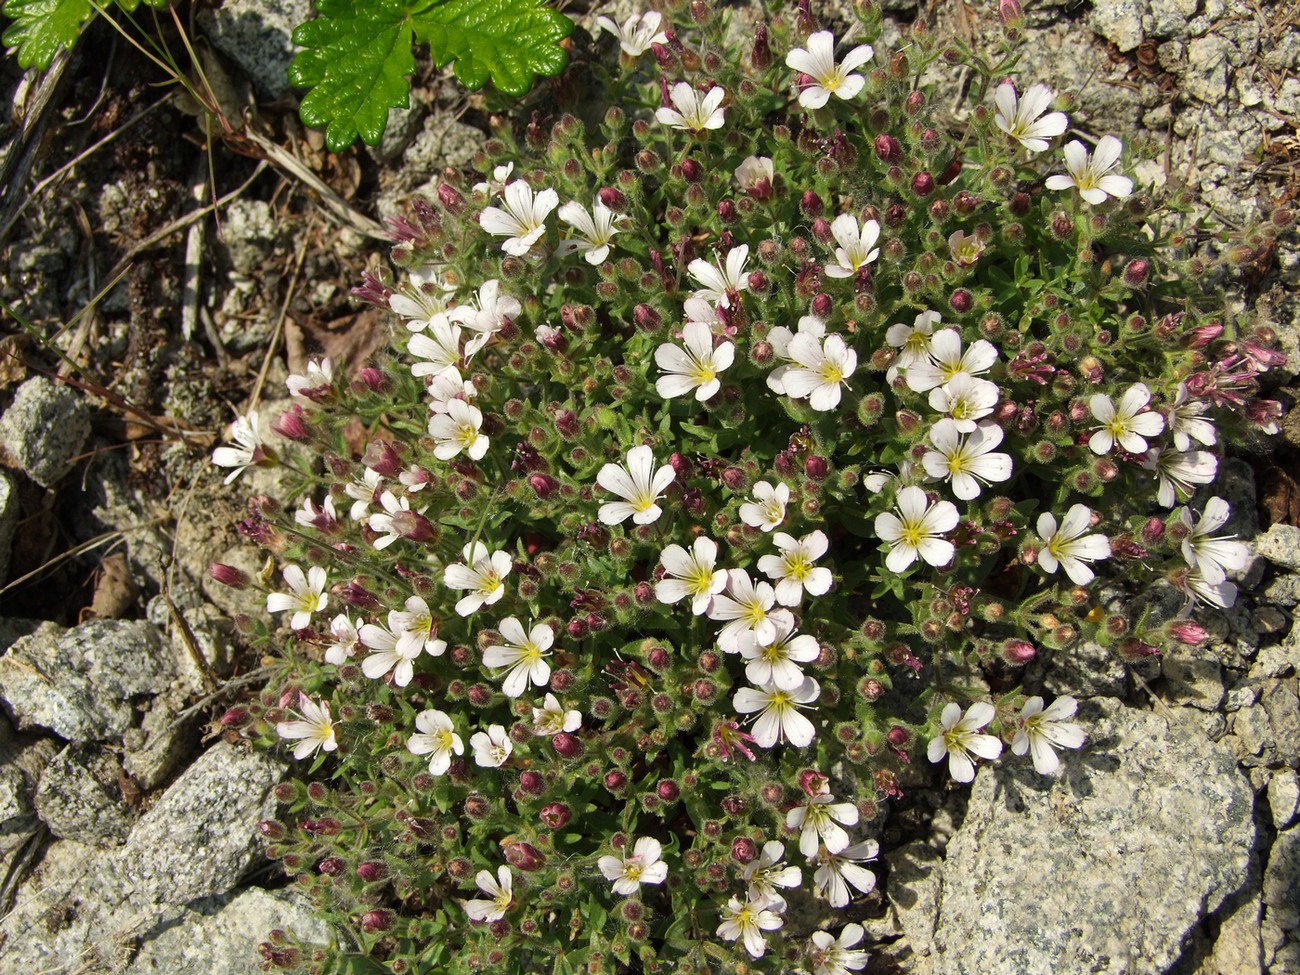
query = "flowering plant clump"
xmin=212 ymin=2 xmax=1291 ymax=973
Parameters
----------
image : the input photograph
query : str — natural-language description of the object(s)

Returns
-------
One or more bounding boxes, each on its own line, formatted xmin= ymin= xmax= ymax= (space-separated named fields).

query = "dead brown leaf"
xmin=1261 ymin=460 xmax=1300 ymax=527
xmin=293 ymin=307 xmax=391 ymax=374
xmin=81 ymin=552 xmax=139 ymax=621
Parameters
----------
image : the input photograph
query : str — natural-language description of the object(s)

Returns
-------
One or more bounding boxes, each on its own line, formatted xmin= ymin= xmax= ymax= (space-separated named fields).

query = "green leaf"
xmin=2 ymin=0 xmax=96 ymax=68
xmin=289 ymin=0 xmax=571 ymax=152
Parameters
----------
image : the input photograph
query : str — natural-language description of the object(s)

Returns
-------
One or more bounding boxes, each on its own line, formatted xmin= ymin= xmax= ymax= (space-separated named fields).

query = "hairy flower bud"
xmin=552 ymin=732 xmax=583 ymax=759
xmin=911 ymin=171 xmax=935 ymax=197
xmin=540 ymin=802 xmax=572 ymax=829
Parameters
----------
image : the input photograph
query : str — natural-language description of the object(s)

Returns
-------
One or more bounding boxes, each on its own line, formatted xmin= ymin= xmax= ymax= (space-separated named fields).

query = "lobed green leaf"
xmin=2 ymin=0 xmax=96 ymax=68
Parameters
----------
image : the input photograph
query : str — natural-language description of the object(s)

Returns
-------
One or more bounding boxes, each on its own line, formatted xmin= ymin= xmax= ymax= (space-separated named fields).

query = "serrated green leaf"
xmin=414 ymin=0 xmax=571 ymax=96
xmin=289 ymin=0 xmax=417 ymax=152
xmin=2 ymin=0 xmax=96 ymax=68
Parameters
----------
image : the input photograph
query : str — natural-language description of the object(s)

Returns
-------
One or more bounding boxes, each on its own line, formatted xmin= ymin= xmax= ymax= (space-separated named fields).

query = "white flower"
xmin=905 ymin=329 xmax=998 ymax=393
xmin=531 ymin=693 xmax=581 ymax=735
xmin=408 ymin=316 xmax=463 ymax=379
xmin=687 ymin=244 xmax=749 ymax=308
xmin=295 ymin=495 xmax=338 ymax=531
xmin=1036 ymin=505 xmax=1111 ymax=585
xmin=557 ymin=198 xmax=621 ymax=264
xmin=407 ymin=709 xmax=463 ymax=776
xmin=739 ymin=480 xmax=790 ymax=532
xmin=811 ymin=840 xmax=878 ymax=908
xmin=597 ymin=836 xmax=669 ymax=895
xmin=929 ymin=374 xmax=1000 ymax=432
xmin=448 ymin=279 xmax=520 ymax=357
xmin=949 ymin=229 xmax=986 ymax=266
xmin=471 ymin=162 xmax=514 ymax=198
xmin=470 ymin=724 xmax=513 ymax=767
xmin=1182 ymin=566 xmax=1238 ymax=609
xmin=885 ymin=310 xmax=941 ymax=375
xmin=1045 ymin=135 xmax=1134 ymax=204
xmin=478 ymin=180 xmax=558 ymax=256
xmin=739 ymin=613 xmax=820 ymax=691
xmin=735 ymin=155 xmax=774 ymax=195
xmin=426 ymin=371 xmax=476 ymax=414
xmin=324 ymin=614 xmax=361 ymax=665
xmin=926 ymin=702 xmax=1002 ymax=783
xmin=444 ymin=542 xmax=512 ymax=616
xmin=786 ymin=789 xmax=859 ymax=856
xmin=1144 ymin=447 xmax=1218 ymax=508
xmin=359 ymin=599 xmax=447 ymax=688
xmin=286 ymin=357 xmax=335 ymax=396
xmin=368 ymin=491 xmax=415 ymax=550
xmin=276 ymin=693 xmax=338 ymax=760
xmin=428 ymin=398 xmax=488 ymax=461
xmin=1168 ymin=381 xmax=1217 ymax=451
xmin=212 ymin=411 xmax=265 ymax=484
xmin=992 ymin=81 xmax=1068 ymax=153
xmin=822 ymin=214 xmax=880 ymax=279
xmin=734 ymin=677 xmax=820 ymax=748
xmin=483 ymin=617 xmax=553 ymax=698
xmin=809 ymin=923 xmax=871 ymax=975
xmin=1011 ymin=696 xmax=1085 ymax=774
xmin=596 ymin=445 xmax=675 ymax=525
xmin=655 ymin=321 xmax=735 ymax=401
xmin=656 ymin=82 xmax=726 ymax=132
xmin=782 ymin=332 xmax=857 ymax=411
xmin=595 ymin=10 xmax=668 ymax=56
xmin=345 ymin=467 xmax=384 ymax=522
xmin=785 ymin=30 xmax=873 ymax=110
xmin=266 ymin=565 xmax=328 ymax=630
xmin=656 ymin=536 xmax=728 ymax=615
xmin=389 ymin=264 xmax=456 ymax=327
xmin=1179 ymin=497 xmax=1250 ymax=585
xmin=922 ymin=419 xmax=1014 ymax=500
xmin=716 ymin=895 xmax=783 ymax=958
xmin=743 ymin=841 xmax=801 ymax=911
xmin=767 ymin=316 xmax=827 ymax=397
xmin=709 ymin=569 xmax=782 ymax=651
xmin=1089 ymin=383 xmax=1165 ymax=454
xmin=874 ymin=485 xmax=959 ymax=572
xmin=461 ymin=866 xmax=512 ymax=922
xmin=758 ymin=530 xmax=833 ymax=606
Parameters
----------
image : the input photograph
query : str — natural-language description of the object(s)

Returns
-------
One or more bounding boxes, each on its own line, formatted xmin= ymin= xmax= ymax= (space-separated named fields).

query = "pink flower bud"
xmin=1122 ymin=259 xmax=1150 ymax=287
xmin=528 ymin=474 xmax=558 ymax=498
xmin=270 ymin=408 xmax=308 ymax=441
xmin=362 ymin=440 xmax=402 ymax=477
xmin=731 ymin=837 xmax=757 ymax=863
xmin=597 ymin=186 xmax=625 ymax=210
xmin=800 ymin=190 xmax=824 ymax=217
xmin=804 ymin=455 xmax=830 ymax=480
xmin=209 ymin=562 xmax=249 ymax=589
xmin=1001 ymin=639 xmax=1036 ymax=665
xmin=505 ymin=841 xmax=546 ymax=871
xmin=356 ymin=861 xmax=387 ymax=882
xmin=950 ymin=288 xmax=973 ymax=313
xmin=874 ymin=134 xmax=903 ymax=163
xmin=361 ymin=910 xmax=392 ymax=932
xmin=552 ymin=732 xmax=584 ymax=759
xmin=540 ymin=802 xmax=572 ymax=828
xmin=911 ymin=171 xmax=935 ymax=197
xmin=356 ymin=367 xmax=387 ymax=392
xmin=751 ymin=23 xmax=773 ymax=69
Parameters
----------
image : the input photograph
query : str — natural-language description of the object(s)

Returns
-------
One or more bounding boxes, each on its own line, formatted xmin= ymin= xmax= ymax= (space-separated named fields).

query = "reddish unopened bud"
xmin=798 ymin=768 xmax=829 ymax=796
xmin=528 ymin=473 xmax=559 ymax=498
xmin=905 ymin=90 xmax=926 ymax=115
xmin=552 ymin=732 xmax=583 ymax=759
xmin=604 ymin=770 xmax=628 ymax=792
xmin=895 ymin=409 xmax=922 ymax=435
xmin=437 ymin=182 xmax=466 ymax=215
xmin=731 ymin=836 xmax=757 ymax=863
xmin=949 ymin=289 xmax=973 ymax=314
xmin=1123 ymin=259 xmax=1150 ymax=287
xmin=271 ymin=408 xmax=308 ymax=441
xmin=361 ymin=910 xmax=393 ymax=932
xmin=998 ymin=0 xmax=1024 ymax=29
xmin=804 ymin=455 xmax=830 ymax=480
xmin=257 ymin=819 xmax=286 ymax=839
xmin=464 ymin=794 xmax=490 ymax=819
xmin=657 ymin=779 xmax=680 ymax=801
xmin=540 ymin=802 xmax=572 ymax=829
xmin=519 ymin=770 xmax=545 ymax=795
xmin=505 ymin=841 xmax=546 ymax=871
xmin=874 ymin=134 xmax=903 ymax=163
xmin=362 ymin=440 xmax=402 ymax=477
xmin=1119 ymin=637 xmax=1161 ymax=661
xmin=812 ymin=217 xmax=833 ymax=243
xmin=801 ymin=190 xmax=824 ymax=217
xmin=555 ymin=409 xmax=579 ymax=439
xmin=597 ymin=186 xmax=625 ymax=210
xmin=717 ymin=199 xmax=737 ymax=223
xmin=356 ymin=861 xmax=387 ymax=882
xmin=209 ymin=562 xmax=249 ymax=589
xmin=680 ymin=158 xmax=703 ymax=183
xmin=1167 ymin=619 xmax=1209 ymax=646
xmin=356 ymin=366 xmax=388 ymax=392
xmin=1001 ymin=639 xmax=1036 ymax=665
xmin=911 ymin=171 xmax=935 ymax=197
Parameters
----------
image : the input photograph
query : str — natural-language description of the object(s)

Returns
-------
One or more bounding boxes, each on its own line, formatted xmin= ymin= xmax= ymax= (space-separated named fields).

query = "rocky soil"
xmin=0 ymin=0 xmax=1297 ymax=973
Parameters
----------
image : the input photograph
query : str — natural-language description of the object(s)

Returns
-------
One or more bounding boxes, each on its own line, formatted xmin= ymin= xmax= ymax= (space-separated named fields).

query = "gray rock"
xmin=0 ymin=376 xmax=92 ymax=488
xmin=1148 ymin=0 xmax=1197 ymax=37
xmin=1261 ymin=574 xmax=1300 ymax=609
xmin=0 ymin=734 xmax=58 ymax=834
xmin=1185 ymin=34 xmax=1235 ymax=103
xmin=888 ymin=841 xmax=943 ymax=971
xmin=0 ymin=620 xmax=173 ymax=740
xmin=1269 ymin=770 xmax=1300 ymax=831
xmin=196 ymin=0 xmax=314 ymax=99
xmin=1091 ymin=0 xmax=1147 ymax=52
xmin=1255 ymin=525 xmax=1300 ymax=571
xmin=0 ymin=470 xmax=16 ymax=583
xmin=1260 ymin=681 xmax=1300 ymax=766
xmin=34 ymin=743 xmax=134 ymax=846
xmin=1163 ymin=643 xmax=1225 ymax=710
xmin=117 ymin=741 xmax=283 ymax=906
xmin=932 ymin=698 xmax=1254 ymax=975
xmin=217 ymin=199 xmax=279 ymax=276
xmin=1264 ymin=826 xmax=1300 ymax=934
xmin=1188 ymin=855 xmax=1264 ymax=975
xmin=122 ymin=691 xmax=199 ymax=791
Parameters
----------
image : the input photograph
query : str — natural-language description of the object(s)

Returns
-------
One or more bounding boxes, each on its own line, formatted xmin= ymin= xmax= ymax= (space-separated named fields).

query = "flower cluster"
xmin=216 ymin=3 xmax=1289 ymax=974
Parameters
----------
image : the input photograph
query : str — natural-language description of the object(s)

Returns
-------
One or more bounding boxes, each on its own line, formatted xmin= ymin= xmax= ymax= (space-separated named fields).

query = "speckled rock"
xmin=196 ymin=0 xmax=314 ymax=99
xmin=0 ymin=470 xmax=16 ymax=583
xmin=34 ymin=743 xmax=134 ymax=846
xmin=1255 ymin=524 xmax=1300 ymax=572
xmin=932 ymin=698 xmax=1254 ymax=975
xmin=0 ymin=376 xmax=92 ymax=488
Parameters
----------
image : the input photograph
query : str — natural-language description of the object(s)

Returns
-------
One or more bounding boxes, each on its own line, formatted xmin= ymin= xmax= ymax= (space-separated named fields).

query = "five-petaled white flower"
xmin=478 ymin=180 xmax=558 ymax=256
xmin=286 ymin=357 xmax=335 ymax=398
xmin=787 ymin=788 xmax=859 ymax=856
xmin=822 ymin=214 xmax=881 ymax=279
xmin=1144 ymin=447 xmax=1218 ymax=508
xmin=948 ymin=229 xmax=986 ymax=267
xmin=557 ymin=198 xmax=621 ymax=264
xmin=389 ymin=264 xmax=455 ymax=328
xmin=927 ymin=701 xmax=1002 ymax=783
xmin=656 ymin=536 xmax=728 ymax=615
xmin=470 ymin=724 xmax=513 ymax=767
xmin=449 ymin=279 xmax=521 ymax=357
xmin=922 ymin=419 xmax=1014 ymax=500
xmin=367 ymin=491 xmax=422 ymax=550
xmin=598 ymin=836 xmax=669 ymax=895
xmin=1036 ymin=505 xmax=1111 ymax=585
xmin=266 ymin=564 xmax=328 ymax=630
xmin=767 ymin=315 xmax=827 ymax=395
xmin=444 ymin=542 xmax=512 ymax=616
xmin=904 ymin=329 xmax=998 ymax=393
xmin=758 ymin=530 xmax=833 ymax=606
xmin=276 ymin=693 xmax=338 ymax=760
xmin=710 ymin=569 xmax=783 ymax=651
xmin=875 ymin=485 xmax=959 ymax=572
xmin=408 ymin=316 xmax=463 ymax=379
xmin=716 ymin=895 xmax=784 ymax=958
xmin=687 ymin=244 xmax=749 ymax=308
xmin=1089 ymin=383 xmax=1165 ymax=454
xmin=809 ymin=923 xmax=871 ymax=975
xmin=462 ymin=866 xmax=512 ymax=922
xmin=483 ymin=617 xmax=554 ymax=698
xmin=743 ymin=841 xmax=802 ymax=911
xmin=885 ymin=310 xmax=941 ymax=375
xmin=738 ymin=612 xmax=820 ymax=691
xmin=785 ymin=30 xmax=874 ymax=109
xmin=1179 ymin=497 xmax=1250 ymax=585
xmin=531 ymin=692 xmax=582 ymax=736
xmin=324 ymin=614 xmax=361 ymax=665
xmin=212 ymin=411 xmax=265 ymax=484
xmin=428 ymin=398 xmax=488 ymax=461
xmin=359 ymin=598 xmax=447 ymax=687
xmin=1012 ymin=696 xmax=1085 ymax=774
xmin=656 ymin=82 xmax=727 ymax=132
xmin=655 ymin=321 xmax=735 ymax=401
xmin=407 ymin=709 xmax=463 ymax=776
xmin=595 ymin=10 xmax=668 ymax=56
xmin=782 ymin=332 xmax=857 ymax=411
xmin=992 ymin=81 xmax=1069 ymax=153
xmin=929 ymin=374 xmax=1000 ymax=432
xmin=596 ymin=445 xmax=676 ymax=525
xmin=739 ymin=480 xmax=790 ymax=532
xmin=811 ymin=840 xmax=878 ymax=908
xmin=1168 ymin=381 xmax=1217 ymax=451
xmin=1182 ymin=565 xmax=1238 ymax=609
xmin=1045 ymin=135 xmax=1134 ymax=204
xmin=734 ymin=677 xmax=820 ymax=748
